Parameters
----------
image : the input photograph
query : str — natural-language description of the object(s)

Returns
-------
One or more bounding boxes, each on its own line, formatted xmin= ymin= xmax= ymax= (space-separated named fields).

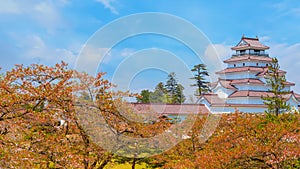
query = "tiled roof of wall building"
xmin=131 ymin=103 xmax=210 ymax=115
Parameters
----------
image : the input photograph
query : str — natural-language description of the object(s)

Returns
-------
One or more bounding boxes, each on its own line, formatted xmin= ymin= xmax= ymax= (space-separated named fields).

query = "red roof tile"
xmin=283 ymin=81 xmax=295 ymax=86
xmin=220 ymin=80 xmax=237 ymax=89
xmin=294 ymin=92 xmax=300 ymax=100
xmin=229 ymin=90 xmax=298 ymax=100
xmin=210 ymin=79 xmax=237 ymax=90
xmin=211 ymin=103 xmax=268 ymax=108
xmin=202 ymin=94 xmax=226 ymax=105
xmin=230 ymin=78 xmax=264 ymax=85
xmin=231 ymin=37 xmax=270 ymax=50
xmin=256 ymin=68 xmax=287 ymax=77
xmin=216 ymin=66 xmax=264 ymax=74
xmin=229 ymin=90 xmax=273 ymax=98
xmin=224 ymin=55 xmax=273 ymax=63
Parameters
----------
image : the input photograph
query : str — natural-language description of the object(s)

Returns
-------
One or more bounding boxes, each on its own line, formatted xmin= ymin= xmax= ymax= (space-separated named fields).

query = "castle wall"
xmin=210 ymin=106 xmax=266 ymax=113
xmin=226 ymin=97 xmax=263 ymax=104
xmin=228 ymin=61 xmax=270 ymax=68
xmin=233 ymin=84 xmax=268 ymax=91
xmin=219 ymin=72 xmax=257 ymax=79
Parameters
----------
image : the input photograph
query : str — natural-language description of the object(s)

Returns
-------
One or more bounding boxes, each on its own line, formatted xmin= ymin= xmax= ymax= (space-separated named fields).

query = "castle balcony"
xmin=232 ymin=52 xmax=269 ymax=57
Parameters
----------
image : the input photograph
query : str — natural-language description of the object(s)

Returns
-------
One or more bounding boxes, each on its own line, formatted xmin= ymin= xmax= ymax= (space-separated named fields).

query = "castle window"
xmin=254 ymin=50 xmax=260 ymax=55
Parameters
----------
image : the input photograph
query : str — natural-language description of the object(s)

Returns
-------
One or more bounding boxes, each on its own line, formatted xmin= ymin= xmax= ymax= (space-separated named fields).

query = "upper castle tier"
xmin=200 ymin=36 xmax=300 ymax=113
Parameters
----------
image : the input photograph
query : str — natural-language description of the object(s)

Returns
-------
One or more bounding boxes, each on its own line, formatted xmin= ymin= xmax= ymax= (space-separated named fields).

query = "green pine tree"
xmin=190 ymin=64 xmax=210 ymax=96
xmin=174 ymin=84 xmax=186 ymax=103
xmin=165 ymin=72 xmax=178 ymax=102
xmin=150 ymin=82 xmax=168 ymax=103
xmin=262 ymin=57 xmax=290 ymax=116
xmin=136 ymin=90 xmax=152 ymax=103
xmin=165 ymin=72 xmax=186 ymax=103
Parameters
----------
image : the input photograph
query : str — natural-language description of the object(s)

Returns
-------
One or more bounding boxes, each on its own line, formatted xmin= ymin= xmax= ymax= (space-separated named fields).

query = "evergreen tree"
xmin=174 ymin=84 xmax=186 ymax=103
xmin=150 ymin=82 xmax=168 ymax=103
xmin=190 ymin=64 xmax=211 ymax=96
xmin=136 ymin=90 xmax=152 ymax=103
xmin=165 ymin=72 xmax=178 ymax=103
xmin=165 ymin=72 xmax=185 ymax=103
xmin=262 ymin=58 xmax=290 ymax=116
xmin=136 ymin=73 xmax=185 ymax=104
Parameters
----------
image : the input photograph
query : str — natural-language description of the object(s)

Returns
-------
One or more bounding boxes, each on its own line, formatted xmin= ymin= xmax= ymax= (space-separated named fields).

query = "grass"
xmin=105 ymin=162 xmax=150 ymax=169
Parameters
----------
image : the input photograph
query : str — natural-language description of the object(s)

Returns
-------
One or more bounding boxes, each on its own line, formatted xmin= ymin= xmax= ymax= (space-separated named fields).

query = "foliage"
xmin=1 ymin=62 xmax=299 ymax=168
xmin=136 ymin=73 xmax=185 ymax=104
xmin=0 ymin=62 xmax=117 ymax=168
xmin=0 ymin=62 xmax=173 ymax=168
xmin=165 ymin=72 xmax=178 ymax=100
xmin=190 ymin=64 xmax=210 ymax=96
xmin=150 ymin=82 xmax=169 ymax=103
xmin=174 ymin=84 xmax=185 ymax=104
xmin=262 ymin=57 xmax=291 ymax=116
xmin=154 ymin=113 xmax=300 ymax=169
xmin=136 ymin=89 xmax=151 ymax=103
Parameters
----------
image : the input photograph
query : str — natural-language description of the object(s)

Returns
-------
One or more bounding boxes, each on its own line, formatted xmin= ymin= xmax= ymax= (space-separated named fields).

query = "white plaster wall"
xmin=210 ymin=106 xmax=266 ymax=113
xmin=227 ymin=61 xmax=270 ymax=68
xmin=226 ymin=97 xmax=264 ymax=104
xmin=212 ymin=85 xmax=235 ymax=98
xmin=199 ymin=98 xmax=211 ymax=107
xmin=219 ymin=72 xmax=258 ymax=79
xmin=286 ymin=96 xmax=299 ymax=109
xmin=233 ymin=84 xmax=268 ymax=91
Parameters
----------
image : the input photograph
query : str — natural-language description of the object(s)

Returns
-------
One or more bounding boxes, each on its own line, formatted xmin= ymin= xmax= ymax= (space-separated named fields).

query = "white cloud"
xmin=121 ymin=48 xmax=135 ymax=57
xmin=96 ymin=0 xmax=118 ymax=15
xmin=33 ymin=2 xmax=63 ymax=32
xmin=20 ymin=35 xmax=77 ymax=66
xmin=259 ymin=36 xmax=271 ymax=43
xmin=271 ymin=1 xmax=300 ymax=18
xmin=203 ymin=44 xmax=231 ymax=81
xmin=269 ymin=43 xmax=300 ymax=93
xmin=76 ymin=44 xmax=112 ymax=74
xmin=0 ymin=0 xmax=67 ymax=32
xmin=0 ymin=0 xmax=22 ymax=14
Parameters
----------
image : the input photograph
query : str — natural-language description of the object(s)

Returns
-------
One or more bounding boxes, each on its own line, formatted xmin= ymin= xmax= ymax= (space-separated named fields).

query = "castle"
xmin=200 ymin=36 xmax=300 ymax=113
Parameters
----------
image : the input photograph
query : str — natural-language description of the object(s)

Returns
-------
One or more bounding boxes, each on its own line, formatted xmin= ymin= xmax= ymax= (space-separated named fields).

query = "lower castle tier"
xmin=200 ymin=36 xmax=300 ymax=113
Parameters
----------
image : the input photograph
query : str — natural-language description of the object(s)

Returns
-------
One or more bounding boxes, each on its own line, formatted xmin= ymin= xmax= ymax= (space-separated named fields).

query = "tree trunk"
xmin=132 ymin=158 xmax=136 ymax=169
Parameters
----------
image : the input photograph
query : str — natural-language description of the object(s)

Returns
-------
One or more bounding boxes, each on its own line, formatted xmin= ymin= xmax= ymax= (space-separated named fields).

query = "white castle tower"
xmin=200 ymin=36 xmax=300 ymax=113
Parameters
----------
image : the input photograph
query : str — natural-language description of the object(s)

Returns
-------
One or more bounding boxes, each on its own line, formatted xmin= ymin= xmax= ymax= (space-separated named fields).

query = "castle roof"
xmin=224 ymin=55 xmax=272 ymax=63
xmin=216 ymin=66 xmax=263 ymax=74
xmin=231 ymin=36 xmax=270 ymax=50
xmin=210 ymin=79 xmax=237 ymax=90
xmin=230 ymin=78 xmax=264 ymax=84
xmin=201 ymin=94 xmax=226 ymax=105
xmin=256 ymin=67 xmax=287 ymax=77
xmin=228 ymin=90 xmax=300 ymax=100
xmin=229 ymin=90 xmax=272 ymax=98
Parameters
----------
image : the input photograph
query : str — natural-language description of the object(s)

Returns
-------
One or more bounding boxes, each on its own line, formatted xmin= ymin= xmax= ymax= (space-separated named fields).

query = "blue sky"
xmin=1 ymin=0 xmax=300 ymax=99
